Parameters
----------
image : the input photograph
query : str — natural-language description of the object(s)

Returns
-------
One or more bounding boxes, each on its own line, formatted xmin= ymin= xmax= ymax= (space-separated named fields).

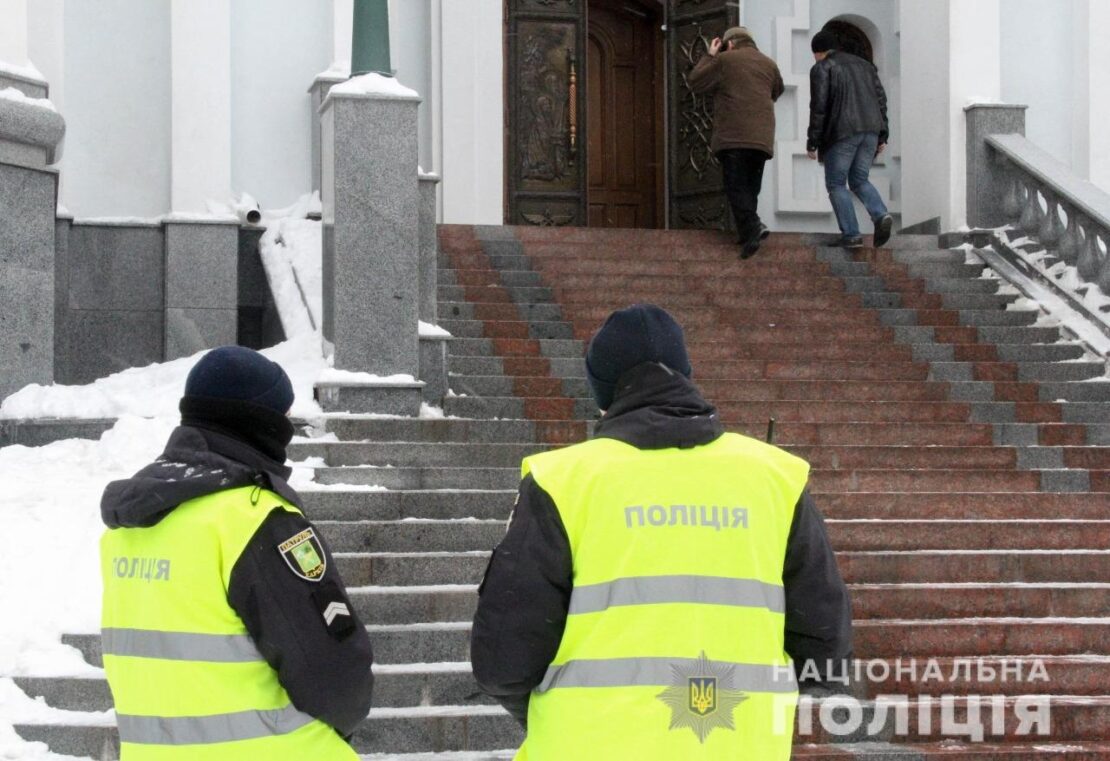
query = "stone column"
xmin=317 ymin=76 xmax=424 ymax=414
xmin=417 ymin=171 xmax=440 ymax=324
xmin=309 ymin=70 xmax=348 ymax=194
xmin=965 ymin=104 xmax=1027 ymax=229
xmin=0 ymin=85 xmax=64 ymax=401
xmin=163 ymin=219 xmax=240 ymax=359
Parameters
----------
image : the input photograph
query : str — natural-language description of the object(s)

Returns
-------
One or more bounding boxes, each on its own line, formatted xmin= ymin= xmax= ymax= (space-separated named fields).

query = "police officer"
xmin=471 ymin=305 xmax=852 ymax=759
xmin=100 ymin=346 xmax=373 ymax=759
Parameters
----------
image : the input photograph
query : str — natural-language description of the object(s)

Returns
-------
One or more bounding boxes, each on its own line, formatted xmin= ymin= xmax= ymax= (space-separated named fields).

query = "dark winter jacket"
xmin=688 ymin=37 xmax=785 ymax=156
xmin=100 ymin=425 xmax=375 ymax=737
xmin=806 ymin=50 xmax=888 ymax=157
xmin=470 ymin=362 xmax=853 ymax=727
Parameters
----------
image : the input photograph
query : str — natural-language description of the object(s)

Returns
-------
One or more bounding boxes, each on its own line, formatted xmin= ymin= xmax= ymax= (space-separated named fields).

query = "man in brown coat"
xmin=689 ymin=27 xmax=784 ymax=259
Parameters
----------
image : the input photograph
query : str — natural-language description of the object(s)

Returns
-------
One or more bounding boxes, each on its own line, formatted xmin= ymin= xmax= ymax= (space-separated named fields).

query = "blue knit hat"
xmin=585 ymin=304 xmax=692 ymax=411
xmin=183 ymin=346 xmax=294 ymax=414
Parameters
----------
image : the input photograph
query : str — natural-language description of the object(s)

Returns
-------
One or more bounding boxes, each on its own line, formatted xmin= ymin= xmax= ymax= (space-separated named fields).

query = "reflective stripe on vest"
xmin=117 ymin=705 xmax=316 ymax=745
xmin=518 ymin=433 xmax=809 ymax=761
xmin=100 ymin=485 xmax=358 ymax=760
xmin=102 ymin=628 xmax=263 ymax=663
xmin=538 ymin=656 xmax=797 ymax=694
xmin=568 ymin=574 xmax=786 ymax=615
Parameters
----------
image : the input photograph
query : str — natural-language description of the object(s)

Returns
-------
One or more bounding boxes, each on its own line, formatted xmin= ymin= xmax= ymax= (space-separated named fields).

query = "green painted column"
xmin=351 ymin=0 xmax=392 ymax=77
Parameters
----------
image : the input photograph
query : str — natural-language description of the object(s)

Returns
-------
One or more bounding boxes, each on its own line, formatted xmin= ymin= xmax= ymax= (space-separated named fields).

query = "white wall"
xmin=230 ymin=0 xmax=331 ymax=210
xmin=439 ymin=0 xmax=503 ymax=224
xmin=1001 ymin=0 xmax=1075 ymax=167
xmin=391 ymin=0 xmax=433 ymax=172
xmin=63 ymin=0 xmax=171 ymax=218
xmin=0 ymin=0 xmax=29 ymax=64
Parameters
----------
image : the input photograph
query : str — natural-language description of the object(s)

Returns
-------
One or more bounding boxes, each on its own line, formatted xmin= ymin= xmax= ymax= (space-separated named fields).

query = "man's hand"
xmin=807 ymin=150 xmax=817 ymax=160
xmin=876 ymin=143 xmax=887 ymax=156
xmin=708 ymin=38 xmax=722 ymax=57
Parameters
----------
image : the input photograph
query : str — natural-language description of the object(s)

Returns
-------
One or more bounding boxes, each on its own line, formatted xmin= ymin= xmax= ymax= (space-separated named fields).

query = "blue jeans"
xmin=823 ymin=132 xmax=888 ymax=237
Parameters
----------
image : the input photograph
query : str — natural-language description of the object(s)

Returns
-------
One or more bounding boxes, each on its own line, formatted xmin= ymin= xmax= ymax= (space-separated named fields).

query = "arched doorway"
xmin=586 ymin=0 xmax=664 ymax=228
xmin=821 ymin=19 xmax=874 ymax=64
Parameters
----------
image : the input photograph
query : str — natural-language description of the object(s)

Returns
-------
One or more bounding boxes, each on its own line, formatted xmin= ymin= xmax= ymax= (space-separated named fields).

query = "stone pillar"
xmin=318 ymin=76 xmax=424 ymax=414
xmin=309 ymin=70 xmax=348 ymax=194
xmin=163 ymin=220 xmax=240 ymax=359
xmin=418 ymin=171 xmax=440 ymax=324
xmin=965 ymin=104 xmax=1027 ymax=229
xmin=1074 ymin=0 xmax=1110 ymax=191
xmin=0 ymin=86 xmax=64 ymax=400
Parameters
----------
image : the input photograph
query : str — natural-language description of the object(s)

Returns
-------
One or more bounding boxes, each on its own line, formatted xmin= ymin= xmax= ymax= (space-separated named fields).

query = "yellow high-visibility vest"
xmin=516 ymin=433 xmax=807 ymax=760
xmin=100 ymin=485 xmax=358 ymax=760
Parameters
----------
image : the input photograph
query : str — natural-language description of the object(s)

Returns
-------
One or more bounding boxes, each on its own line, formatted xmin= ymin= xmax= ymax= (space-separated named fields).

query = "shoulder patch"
xmin=277 ymin=527 xmax=327 ymax=582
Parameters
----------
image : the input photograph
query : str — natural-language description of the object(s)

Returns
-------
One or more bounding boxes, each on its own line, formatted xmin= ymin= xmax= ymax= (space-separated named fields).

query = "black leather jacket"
xmin=807 ymin=51 xmax=888 ymax=156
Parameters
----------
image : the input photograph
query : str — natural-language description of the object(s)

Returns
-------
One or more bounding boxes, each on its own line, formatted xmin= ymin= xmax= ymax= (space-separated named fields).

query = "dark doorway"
xmin=821 ymin=19 xmax=874 ymax=64
xmin=586 ymin=0 xmax=664 ymax=228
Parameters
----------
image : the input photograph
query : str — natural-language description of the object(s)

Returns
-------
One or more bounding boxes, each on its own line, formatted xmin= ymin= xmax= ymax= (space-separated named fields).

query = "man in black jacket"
xmin=806 ymin=29 xmax=894 ymax=249
xmin=470 ymin=305 xmax=852 ymax=751
xmin=100 ymin=347 xmax=373 ymax=757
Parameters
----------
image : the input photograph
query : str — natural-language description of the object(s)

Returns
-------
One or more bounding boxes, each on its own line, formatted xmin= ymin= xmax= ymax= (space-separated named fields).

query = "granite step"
xmin=307 ymin=416 xmax=585 ymax=445
xmin=290 ymin=441 xmax=550 ymax=468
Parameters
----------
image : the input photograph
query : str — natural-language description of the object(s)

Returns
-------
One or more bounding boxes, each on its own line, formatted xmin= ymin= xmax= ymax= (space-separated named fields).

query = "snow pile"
xmin=317 ymin=369 xmax=418 ymax=386
xmin=0 ymin=60 xmax=45 ymax=82
xmin=0 ymin=332 xmax=328 ymax=421
xmin=419 ymin=321 xmax=452 ymax=338
xmin=328 ymin=72 xmax=419 ymax=100
xmin=258 ymin=193 xmax=324 ymax=339
xmin=0 ymin=87 xmax=56 ymax=112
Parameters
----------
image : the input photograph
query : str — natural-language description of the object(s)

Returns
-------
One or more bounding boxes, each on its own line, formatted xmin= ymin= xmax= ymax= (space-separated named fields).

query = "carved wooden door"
xmin=667 ymin=0 xmax=739 ymax=229
xmin=506 ymin=0 xmax=588 ymax=227
xmin=586 ymin=0 xmax=663 ymax=228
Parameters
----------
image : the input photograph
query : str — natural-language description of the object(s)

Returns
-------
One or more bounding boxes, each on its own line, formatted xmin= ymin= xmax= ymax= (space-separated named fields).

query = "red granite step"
xmin=838 ymin=551 xmax=1110 ymax=584
xmin=695 ymin=360 xmax=929 ymax=381
xmin=815 ymin=492 xmax=1110 ymax=520
xmin=826 ymin=520 xmax=1110 ymax=551
xmin=698 ymin=379 xmax=951 ymax=402
xmin=550 ymin=273 xmax=849 ymax=293
xmin=717 ymin=400 xmax=971 ymax=423
xmin=850 ymin=583 xmax=1110 ymax=619
xmin=782 ymin=445 xmax=1017 ymax=470
xmin=855 ymin=619 xmax=1110 ymax=657
xmin=812 ymin=469 xmax=1039 ymax=493
xmin=859 ymin=656 xmax=1110 ymax=697
xmin=687 ymin=342 xmax=915 ymax=361
xmin=728 ymin=421 xmax=995 ymax=446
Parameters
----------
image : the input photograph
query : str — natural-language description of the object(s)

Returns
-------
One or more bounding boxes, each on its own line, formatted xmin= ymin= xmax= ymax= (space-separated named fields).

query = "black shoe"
xmin=834 ymin=235 xmax=864 ymax=249
xmin=739 ymin=224 xmax=770 ymax=260
xmin=873 ymin=214 xmax=894 ymax=248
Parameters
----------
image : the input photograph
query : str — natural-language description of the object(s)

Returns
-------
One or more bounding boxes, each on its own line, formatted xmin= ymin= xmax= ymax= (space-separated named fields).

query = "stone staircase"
xmin=13 ymin=225 xmax=1110 ymax=759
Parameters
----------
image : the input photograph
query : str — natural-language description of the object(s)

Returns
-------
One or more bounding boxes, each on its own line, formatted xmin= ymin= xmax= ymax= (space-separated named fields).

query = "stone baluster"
xmin=1001 ymin=174 xmax=1023 ymax=221
xmin=1018 ymin=183 xmax=1041 ymax=236
xmin=1037 ymin=194 xmax=1064 ymax=249
xmin=1076 ymin=220 xmax=1102 ymax=284
xmin=1056 ymin=205 xmax=1082 ymax=265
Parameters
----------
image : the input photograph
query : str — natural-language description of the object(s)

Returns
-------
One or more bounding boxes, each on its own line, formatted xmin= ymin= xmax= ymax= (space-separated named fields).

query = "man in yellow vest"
xmin=100 ymin=346 xmax=373 ymax=759
xmin=471 ymin=304 xmax=852 ymax=759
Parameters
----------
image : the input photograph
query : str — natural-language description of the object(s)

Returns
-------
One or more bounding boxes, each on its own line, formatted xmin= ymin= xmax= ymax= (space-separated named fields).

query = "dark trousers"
xmin=718 ymin=148 xmax=769 ymax=242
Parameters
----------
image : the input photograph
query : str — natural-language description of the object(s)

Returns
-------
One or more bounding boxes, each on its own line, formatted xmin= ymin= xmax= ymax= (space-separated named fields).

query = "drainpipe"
xmin=351 ymin=0 xmax=393 ymax=77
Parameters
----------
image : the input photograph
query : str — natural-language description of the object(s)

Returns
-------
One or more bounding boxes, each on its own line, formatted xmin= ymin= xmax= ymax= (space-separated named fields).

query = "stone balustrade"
xmin=987 ymin=133 xmax=1110 ymax=296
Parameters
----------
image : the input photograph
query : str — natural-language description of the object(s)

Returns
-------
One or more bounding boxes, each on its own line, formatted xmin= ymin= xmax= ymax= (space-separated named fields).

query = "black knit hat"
xmin=183 ymin=346 xmax=294 ymax=413
xmin=811 ymin=29 xmax=839 ymax=53
xmin=585 ymin=304 xmax=692 ymax=411
xmin=180 ymin=346 xmax=296 ymax=464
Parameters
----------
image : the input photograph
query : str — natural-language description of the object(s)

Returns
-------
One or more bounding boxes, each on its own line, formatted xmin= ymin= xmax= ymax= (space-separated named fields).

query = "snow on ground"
xmin=0 ymin=332 xmax=328 ymax=421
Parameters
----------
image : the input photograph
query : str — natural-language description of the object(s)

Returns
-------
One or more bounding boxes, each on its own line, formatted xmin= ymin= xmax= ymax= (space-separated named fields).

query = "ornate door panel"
xmin=506 ymin=0 xmax=588 ymax=227
xmin=667 ymin=0 xmax=739 ymax=230
xmin=587 ymin=1 xmax=662 ymax=228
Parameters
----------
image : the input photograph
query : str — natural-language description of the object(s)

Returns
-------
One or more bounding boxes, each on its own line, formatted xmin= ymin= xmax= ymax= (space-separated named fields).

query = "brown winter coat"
xmin=688 ymin=37 xmax=785 ymax=157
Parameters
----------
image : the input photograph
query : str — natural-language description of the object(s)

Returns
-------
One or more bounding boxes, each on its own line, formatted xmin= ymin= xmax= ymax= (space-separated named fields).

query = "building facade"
xmin=2 ymin=0 xmax=1107 ymax=233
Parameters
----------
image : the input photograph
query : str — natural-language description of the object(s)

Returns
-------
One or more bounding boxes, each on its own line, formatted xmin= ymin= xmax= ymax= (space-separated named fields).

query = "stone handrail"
xmin=986 ymin=133 xmax=1110 ymax=294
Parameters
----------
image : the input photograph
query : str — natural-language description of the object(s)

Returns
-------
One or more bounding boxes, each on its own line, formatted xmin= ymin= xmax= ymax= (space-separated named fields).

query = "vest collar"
xmin=593 ymin=362 xmax=723 ymax=450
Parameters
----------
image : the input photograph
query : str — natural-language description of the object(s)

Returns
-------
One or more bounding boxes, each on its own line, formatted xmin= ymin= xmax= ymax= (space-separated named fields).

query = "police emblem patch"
xmin=656 ymin=651 xmax=747 ymax=744
xmin=278 ymin=528 xmax=326 ymax=582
